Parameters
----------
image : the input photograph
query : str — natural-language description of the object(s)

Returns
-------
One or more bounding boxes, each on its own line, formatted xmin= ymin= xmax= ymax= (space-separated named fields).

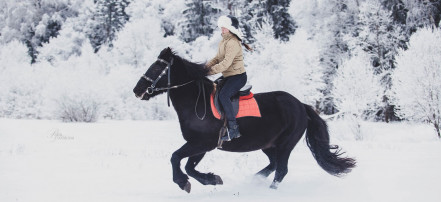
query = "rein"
xmin=195 ymin=80 xmax=207 ymax=120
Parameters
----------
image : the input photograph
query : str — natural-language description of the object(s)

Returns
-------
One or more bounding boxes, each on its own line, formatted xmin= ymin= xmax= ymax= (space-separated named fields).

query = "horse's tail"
xmin=303 ymin=104 xmax=356 ymax=176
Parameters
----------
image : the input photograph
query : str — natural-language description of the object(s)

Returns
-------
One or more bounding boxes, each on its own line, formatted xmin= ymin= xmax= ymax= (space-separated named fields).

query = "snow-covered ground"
xmin=1 ymin=118 xmax=440 ymax=202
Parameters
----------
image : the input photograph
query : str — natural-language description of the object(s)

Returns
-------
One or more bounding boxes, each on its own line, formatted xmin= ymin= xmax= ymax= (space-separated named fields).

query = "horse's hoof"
xmin=214 ymin=175 xmax=223 ymax=185
xmin=270 ymin=182 xmax=279 ymax=189
xmin=183 ymin=182 xmax=191 ymax=193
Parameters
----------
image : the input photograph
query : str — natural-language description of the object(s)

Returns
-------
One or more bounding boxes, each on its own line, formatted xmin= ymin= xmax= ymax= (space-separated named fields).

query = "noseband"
xmin=138 ymin=57 xmax=193 ymax=106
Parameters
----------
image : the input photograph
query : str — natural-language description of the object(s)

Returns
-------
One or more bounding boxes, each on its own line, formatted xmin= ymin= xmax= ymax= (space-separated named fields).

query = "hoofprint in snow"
xmin=0 ymin=119 xmax=440 ymax=202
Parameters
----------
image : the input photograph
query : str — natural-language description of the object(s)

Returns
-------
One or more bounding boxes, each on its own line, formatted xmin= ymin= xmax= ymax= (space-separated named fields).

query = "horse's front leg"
xmin=185 ymin=153 xmax=223 ymax=186
xmin=170 ymin=143 xmax=213 ymax=193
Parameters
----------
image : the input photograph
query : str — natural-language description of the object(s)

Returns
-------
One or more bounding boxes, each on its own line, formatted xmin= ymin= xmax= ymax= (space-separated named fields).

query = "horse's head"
xmin=133 ymin=47 xmax=210 ymax=101
xmin=133 ymin=47 xmax=175 ymax=100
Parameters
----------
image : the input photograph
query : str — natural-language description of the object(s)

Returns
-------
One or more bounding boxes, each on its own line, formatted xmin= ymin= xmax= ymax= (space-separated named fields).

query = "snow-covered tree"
xmin=0 ymin=0 xmax=82 ymax=63
xmin=87 ymin=0 xmax=130 ymax=52
xmin=391 ymin=27 xmax=441 ymax=138
xmin=0 ymin=40 xmax=32 ymax=68
xmin=290 ymin=0 xmax=359 ymax=114
xmin=383 ymin=0 xmax=408 ymax=25
xmin=42 ymin=42 xmax=108 ymax=122
xmin=0 ymin=40 xmax=45 ymax=118
xmin=351 ymin=1 xmax=403 ymax=72
xmin=247 ymin=19 xmax=325 ymax=107
xmin=266 ymin=0 xmax=297 ymax=41
xmin=320 ymin=0 xmax=360 ymax=115
xmin=404 ymin=0 xmax=441 ymax=33
xmin=239 ymin=0 xmax=296 ymax=42
xmin=125 ymin=0 xmax=187 ymax=38
xmin=239 ymin=0 xmax=266 ymax=43
xmin=37 ymin=25 xmax=87 ymax=65
xmin=346 ymin=0 xmax=406 ymax=122
xmin=332 ymin=51 xmax=382 ymax=140
xmin=179 ymin=0 xmax=222 ymax=42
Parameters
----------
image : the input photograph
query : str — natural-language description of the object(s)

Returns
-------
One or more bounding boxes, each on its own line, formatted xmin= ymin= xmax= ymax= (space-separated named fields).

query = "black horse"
xmin=133 ymin=47 xmax=356 ymax=193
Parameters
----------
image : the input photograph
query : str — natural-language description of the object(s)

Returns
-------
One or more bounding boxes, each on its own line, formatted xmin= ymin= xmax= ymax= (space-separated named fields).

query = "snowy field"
xmin=1 ymin=118 xmax=440 ymax=202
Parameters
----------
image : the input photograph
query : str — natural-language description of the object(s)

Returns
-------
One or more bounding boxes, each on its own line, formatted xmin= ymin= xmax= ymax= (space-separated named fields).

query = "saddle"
xmin=210 ymin=78 xmax=261 ymax=120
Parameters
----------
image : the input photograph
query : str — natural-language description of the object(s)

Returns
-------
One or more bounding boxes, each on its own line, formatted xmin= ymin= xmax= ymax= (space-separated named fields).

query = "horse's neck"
xmin=169 ymin=81 xmax=213 ymax=113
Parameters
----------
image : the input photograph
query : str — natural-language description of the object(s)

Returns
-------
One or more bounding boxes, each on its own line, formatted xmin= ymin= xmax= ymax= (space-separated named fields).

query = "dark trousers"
xmin=219 ymin=73 xmax=247 ymax=122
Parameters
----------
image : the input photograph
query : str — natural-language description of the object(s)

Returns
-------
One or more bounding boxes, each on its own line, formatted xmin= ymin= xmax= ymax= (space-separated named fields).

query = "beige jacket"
xmin=206 ymin=33 xmax=246 ymax=77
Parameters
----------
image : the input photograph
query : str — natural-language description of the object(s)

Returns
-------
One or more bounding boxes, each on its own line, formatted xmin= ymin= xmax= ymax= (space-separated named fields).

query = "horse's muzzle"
xmin=139 ymin=92 xmax=152 ymax=101
xmin=135 ymin=92 xmax=146 ymax=100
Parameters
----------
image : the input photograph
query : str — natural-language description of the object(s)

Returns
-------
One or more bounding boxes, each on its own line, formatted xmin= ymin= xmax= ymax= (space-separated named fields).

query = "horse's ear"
xmin=167 ymin=47 xmax=172 ymax=53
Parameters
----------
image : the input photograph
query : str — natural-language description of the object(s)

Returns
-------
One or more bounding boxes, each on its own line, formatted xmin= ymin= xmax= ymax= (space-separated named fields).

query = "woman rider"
xmin=205 ymin=15 xmax=252 ymax=141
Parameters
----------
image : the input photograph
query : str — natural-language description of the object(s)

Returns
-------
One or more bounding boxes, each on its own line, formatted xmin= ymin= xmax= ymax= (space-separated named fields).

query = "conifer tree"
xmin=266 ymin=0 xmax=297 ymax=41
xmin=383 ymin=0 xmax=407 ymax=25
xmin=316 ymin=0 xmax=359 ymax=114
xmin=405 ymin=0 xmax=441 ymax=33
xmin=180 ymin=0 xmax=221 ymax=42
xmin=240 ymin=0 xmax=296 ymax=42
xmin=88 ymin=0 xmax=130 ymax=52
xmin=239 ymin=0 xmax=266 ymax=43
xmin=347 ymin=0 xmax=405 ymax=121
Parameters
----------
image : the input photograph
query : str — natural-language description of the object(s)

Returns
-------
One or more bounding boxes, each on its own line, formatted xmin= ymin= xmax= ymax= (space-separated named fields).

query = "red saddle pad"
xmin=210 ymin=92 xmax=261 ymax=120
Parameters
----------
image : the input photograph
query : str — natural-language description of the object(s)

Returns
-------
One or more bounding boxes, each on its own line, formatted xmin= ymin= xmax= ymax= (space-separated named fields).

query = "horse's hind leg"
xmin=185 ymin=153 xmax=223 ymax=186
xmin=270 ymin=148 xmax=292 ymax=189
xmin=256 ymin=147 xmax=277 ymax=177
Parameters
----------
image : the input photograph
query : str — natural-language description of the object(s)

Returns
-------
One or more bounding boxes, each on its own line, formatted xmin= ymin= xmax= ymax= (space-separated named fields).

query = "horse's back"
xmin=220 ymin=90 xmax=308 ymax=152
xmin=254 ymin=91 xmax=307 ymax=118
xmin=255 ymin=90 xmax=308 ymax=132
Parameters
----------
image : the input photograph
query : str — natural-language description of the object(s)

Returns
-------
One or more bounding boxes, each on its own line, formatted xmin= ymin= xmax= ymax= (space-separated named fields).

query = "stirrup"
xmin=220 ymin=133 xmax=231 ymax=141
xmin=221 ymin=128 xmax=240 ymax=141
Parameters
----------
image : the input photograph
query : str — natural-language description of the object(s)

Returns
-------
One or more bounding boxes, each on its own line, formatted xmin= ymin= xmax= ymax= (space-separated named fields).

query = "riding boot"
xmin=221 ymin=120 xmax=241 ymax=141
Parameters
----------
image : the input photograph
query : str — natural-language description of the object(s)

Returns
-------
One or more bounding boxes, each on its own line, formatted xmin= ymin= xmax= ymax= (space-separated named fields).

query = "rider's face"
xmin=221 ymin=27 xmax=230 ymax=34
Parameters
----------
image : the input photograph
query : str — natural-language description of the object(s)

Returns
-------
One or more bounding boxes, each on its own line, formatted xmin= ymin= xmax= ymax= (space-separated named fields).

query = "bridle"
xmin=137 ymin=56 xmax=208 ymax=120
xmin=137 ymin=57 xmax=193 ymax=106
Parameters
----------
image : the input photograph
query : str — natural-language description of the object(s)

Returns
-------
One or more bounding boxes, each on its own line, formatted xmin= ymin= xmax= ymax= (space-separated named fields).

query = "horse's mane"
xmin=172 ymin=52 xmax=211 ymax=82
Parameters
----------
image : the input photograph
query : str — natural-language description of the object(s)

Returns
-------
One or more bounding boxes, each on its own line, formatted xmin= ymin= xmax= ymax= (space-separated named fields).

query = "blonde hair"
xmin=242 ymin=42 xmax=253 ymax=52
